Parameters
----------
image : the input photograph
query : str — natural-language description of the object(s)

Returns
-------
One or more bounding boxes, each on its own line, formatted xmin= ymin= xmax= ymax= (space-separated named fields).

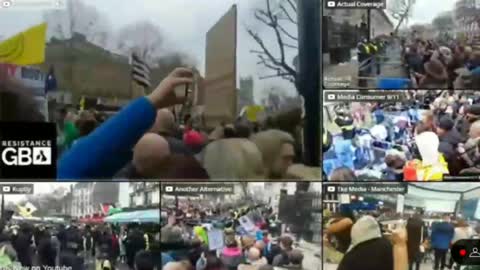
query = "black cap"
xmin=467 ymin=104 xmax=480 ymax=116
xmin=438 ymin=116 xmax=455 ymax=131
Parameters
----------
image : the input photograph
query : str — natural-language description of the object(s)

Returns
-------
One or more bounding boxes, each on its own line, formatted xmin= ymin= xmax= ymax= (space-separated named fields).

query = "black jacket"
xmin=337 ymin=238 xmax=393 ymax=270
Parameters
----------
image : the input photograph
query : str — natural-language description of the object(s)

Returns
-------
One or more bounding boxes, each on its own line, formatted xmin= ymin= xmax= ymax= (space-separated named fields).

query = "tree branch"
xmin=277 ymin=23 xmax=298 ymax=41
xmin=246 ymin=0 xmax=298 ymax=85
xmin=279 ymin=5 xmax=297 ymax=24
xmin=286 ymin=0 xmax=297 ymax=13
xmin=259 ymin=73 xmax=293 ymax=79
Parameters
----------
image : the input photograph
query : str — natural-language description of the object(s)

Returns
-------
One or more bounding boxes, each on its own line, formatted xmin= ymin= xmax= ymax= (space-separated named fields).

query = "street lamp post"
xmin=297 ymin=0 xmax=320 ymax=167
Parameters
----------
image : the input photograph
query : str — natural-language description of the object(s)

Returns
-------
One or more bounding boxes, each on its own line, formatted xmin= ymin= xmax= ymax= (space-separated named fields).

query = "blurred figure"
xmin=431 ymin=214 xmax=454 ymax=270
xmin=336 ymin=216 xmax=393 ymax=270
xmin=202 ymin=138 xmax=264 ymax=180
xmin=250 ymin=130 xmax=295 ymax=179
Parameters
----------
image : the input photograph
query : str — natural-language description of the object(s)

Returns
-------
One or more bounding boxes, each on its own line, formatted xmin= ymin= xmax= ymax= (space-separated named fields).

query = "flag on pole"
xmin=130 ymin=53 xmax=151 ymax=89
xmin=0 ymin=23 xmax=47 ymax=65
xmin=45 ymin=66 xmax=57 ymax=93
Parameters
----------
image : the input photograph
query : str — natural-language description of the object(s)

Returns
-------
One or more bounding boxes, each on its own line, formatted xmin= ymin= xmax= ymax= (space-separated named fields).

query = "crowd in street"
xmin=0 ymin=218 xmax=160 ymax=270
xmin=0 ymin=67 xmax=316 ymax=181
xmin=323 ymin=90 xmax=480 ymax=181
xmin=160 ymin=203 xmax=309 ymax=270
xmin=403 ymin=36 xmax=480 ymax=89
xmin=324 ymin=207 xmax=480 ymax=270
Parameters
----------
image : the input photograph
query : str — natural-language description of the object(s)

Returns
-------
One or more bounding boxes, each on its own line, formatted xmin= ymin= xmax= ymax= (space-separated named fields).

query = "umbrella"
xmin=105 ymin=209 xmax=160 ymax=224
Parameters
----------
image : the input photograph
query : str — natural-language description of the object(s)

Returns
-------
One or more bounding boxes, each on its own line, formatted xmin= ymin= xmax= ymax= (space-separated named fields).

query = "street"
xmin=296 ymin=240 xmax=321 ymax=270
xmin=32 ymin=250 xmax=132 ymax=270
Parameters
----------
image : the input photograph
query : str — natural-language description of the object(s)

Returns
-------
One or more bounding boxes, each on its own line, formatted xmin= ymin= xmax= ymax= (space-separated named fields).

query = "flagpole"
xmin=129 ymin=53 xmax=134 ymax=100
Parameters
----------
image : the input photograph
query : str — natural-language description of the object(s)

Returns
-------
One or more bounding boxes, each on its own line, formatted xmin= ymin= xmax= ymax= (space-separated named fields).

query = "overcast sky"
xmin=0 ymin=0 xmax=299 ymax=102
xmin=405 ymin=0 xmax=457 ymax=25
xmin=383 ymin=0 xmax=458 ymax=27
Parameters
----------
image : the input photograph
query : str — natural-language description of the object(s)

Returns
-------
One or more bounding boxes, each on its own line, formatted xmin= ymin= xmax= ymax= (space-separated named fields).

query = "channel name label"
xmin=325 ymin=184 xmax=407 ymax=194
xmin=0 ymin=184 xmax=34 ymax=194
xmin=162 ymin=184 xmax=235 ymax=195
xmin=324 ymin=91 xmax=406 ymax=102
xmin=325 ymin=0 xmax=386 ymax=9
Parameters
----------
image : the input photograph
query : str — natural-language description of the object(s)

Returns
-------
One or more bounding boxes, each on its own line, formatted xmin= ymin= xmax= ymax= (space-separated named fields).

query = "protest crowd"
xmin=323 ymin=90 xmax=480 ymax=181
xmin=160 ymin=202 xmax=310 ymax=270
xmin=323 ymin=204 xmax=480 ymax=270
xmin=0 ymin=67 xmax=315 ymax=181
xmin=0 ymin=216 xmax=160 ymax=270
xmin=402 ymin=35 xmax=480 ymax=89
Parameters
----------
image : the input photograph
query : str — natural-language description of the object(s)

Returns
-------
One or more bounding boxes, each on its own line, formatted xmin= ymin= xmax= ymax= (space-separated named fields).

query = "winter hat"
xmin=424 ymin=58 xmax=448 ymax=81
xmin=438 ymin=116 xmax=454 ymax=131
xmin=415 ymin=131 xmax=440 ymax=166
xmin=347 ymin=215 xmax=381 ymax=252
xmin=467 ymin=104 xmax=480 ymax=116
xmin=183 ymin=130 xmax=204 ymax=148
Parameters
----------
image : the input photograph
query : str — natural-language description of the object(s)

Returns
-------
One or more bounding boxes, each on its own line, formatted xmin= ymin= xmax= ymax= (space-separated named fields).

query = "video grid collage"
xmin=322 ymin=0 xmax=480 ymax=270
xmin=2 ymin=0 xmax=480 ymax=270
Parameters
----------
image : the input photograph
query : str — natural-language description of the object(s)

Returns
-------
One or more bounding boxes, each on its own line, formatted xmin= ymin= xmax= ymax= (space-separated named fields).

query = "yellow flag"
xmin=246 ymin=105 xmax=265 ymax=122
xmin=0 ymin=23 xmax=47 ymax=65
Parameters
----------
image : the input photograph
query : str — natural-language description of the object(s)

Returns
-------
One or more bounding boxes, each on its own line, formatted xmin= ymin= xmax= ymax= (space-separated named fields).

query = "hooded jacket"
xmin=337 ymin=216 xmax=393 ymax=270
xmin=415 ymin=131 xmax=449 ymax=180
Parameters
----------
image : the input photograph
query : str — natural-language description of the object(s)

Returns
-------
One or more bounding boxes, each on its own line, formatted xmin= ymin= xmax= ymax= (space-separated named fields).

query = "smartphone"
xmin=174 ymin=67 xmax=197 ymax=100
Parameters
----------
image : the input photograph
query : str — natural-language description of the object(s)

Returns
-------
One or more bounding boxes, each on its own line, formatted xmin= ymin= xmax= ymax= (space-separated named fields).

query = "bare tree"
xmin=388 ymin=0 xmax=417 ymax=34
xmin=43 ymin=0 xmax=112 ymax=47
xmin=246 ymin=0 xmax=298 ymax=88
xmin=116 ymin=21 xmax=164 ymax=64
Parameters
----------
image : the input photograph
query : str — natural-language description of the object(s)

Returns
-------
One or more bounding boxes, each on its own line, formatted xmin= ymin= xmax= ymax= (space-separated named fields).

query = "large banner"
xmin=203 ymin=5 xmax=237 ymax=128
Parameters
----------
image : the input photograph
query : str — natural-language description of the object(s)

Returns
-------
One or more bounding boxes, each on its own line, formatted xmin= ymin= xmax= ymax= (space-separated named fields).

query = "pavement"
xmin=296 ymin=240 xmax=321 ymax=270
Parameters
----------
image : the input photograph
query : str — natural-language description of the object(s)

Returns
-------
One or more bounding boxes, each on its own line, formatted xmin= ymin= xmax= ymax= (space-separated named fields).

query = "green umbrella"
xmin=108 ymin=208 xmax=122 ymax=216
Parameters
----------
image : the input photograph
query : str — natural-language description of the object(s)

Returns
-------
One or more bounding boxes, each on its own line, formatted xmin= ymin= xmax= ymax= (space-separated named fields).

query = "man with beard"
xmin=125 ymin=224 xmax=146 ymax=269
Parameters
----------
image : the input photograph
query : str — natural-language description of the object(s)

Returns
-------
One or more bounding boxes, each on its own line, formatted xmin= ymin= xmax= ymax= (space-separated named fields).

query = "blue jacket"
xmin=431 ymin=221 xmax=454 ymax=250
xmin=57 ymin=97 xmax=156 ymax=180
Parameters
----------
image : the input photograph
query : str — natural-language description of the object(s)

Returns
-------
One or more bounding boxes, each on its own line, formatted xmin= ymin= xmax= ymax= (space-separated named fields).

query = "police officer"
xmin=357 ymin=38 xmax=371 ymax=88
xmin=374 ymin=39 xmax=384 ymax=75
xmin=334 ymin=106 xmax=355 ymax=140
xmin=368 ymin=40 xmax=378 ymax=76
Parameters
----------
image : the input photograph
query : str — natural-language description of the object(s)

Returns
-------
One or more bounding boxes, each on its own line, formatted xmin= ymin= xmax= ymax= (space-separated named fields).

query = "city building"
xmin=128 ymin=182 xmax=160 ymax=207
xmin=68 ymin=182 xmax=119 ymax=218
xmin=454 ymin=0 xmax=480 ymax=44
xmin=238 ymin=76 xmax=255 ymax=110
xmin=322 ymin=9 xmax=393 ymax=64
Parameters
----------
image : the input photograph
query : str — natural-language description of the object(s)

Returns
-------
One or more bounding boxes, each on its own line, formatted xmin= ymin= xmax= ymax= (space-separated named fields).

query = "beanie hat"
xmin=183 ymin=130 xmax=204 ymax=147
xmin=438 ymin=116 xmax=454 ymax=131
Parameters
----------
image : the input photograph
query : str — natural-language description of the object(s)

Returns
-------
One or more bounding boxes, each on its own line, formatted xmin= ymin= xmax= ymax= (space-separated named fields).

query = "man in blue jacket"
xmin=57 ymin=68 xmax=193 ymax=179
xmin=431 ymin=214 xmax=454 ymax=270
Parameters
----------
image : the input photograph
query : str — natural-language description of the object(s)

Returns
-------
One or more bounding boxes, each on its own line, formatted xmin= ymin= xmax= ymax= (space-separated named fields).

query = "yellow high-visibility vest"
xmin=80 ymin=96 xmax=85 ymax=111
xmin=341 ymin=125 xmax=355 ymax=131
xmin=361 ymin=44 xmax=370 ymax=54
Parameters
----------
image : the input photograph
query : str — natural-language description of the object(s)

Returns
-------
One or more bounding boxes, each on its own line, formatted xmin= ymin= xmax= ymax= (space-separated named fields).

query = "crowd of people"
xmin=323 ymin=90 xmax=480 ymax=181
xmin=0 ymin=218 xmax=160 ymax=270
xmin=1 ymin=67 xmax=316 ymax=180
xmin=403 ymin=37 xmax=480 ymax=89
xmin=160 ymin=203 xmax=310 ymax=270
xmin=323 ymin=206 xmax=480 ymax=270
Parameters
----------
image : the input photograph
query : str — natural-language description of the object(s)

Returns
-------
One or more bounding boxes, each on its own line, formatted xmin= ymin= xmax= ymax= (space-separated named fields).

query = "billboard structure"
xmin=203 ymin=5 xmax=237 ymax=128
